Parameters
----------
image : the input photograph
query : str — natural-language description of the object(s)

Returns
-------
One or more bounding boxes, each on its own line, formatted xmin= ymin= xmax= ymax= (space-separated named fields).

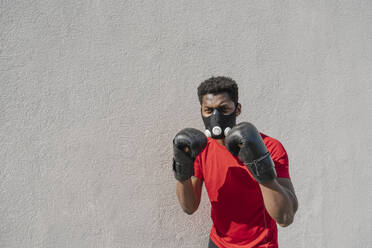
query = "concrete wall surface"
xmin=1 ymin=1 xmax=371 ymax=247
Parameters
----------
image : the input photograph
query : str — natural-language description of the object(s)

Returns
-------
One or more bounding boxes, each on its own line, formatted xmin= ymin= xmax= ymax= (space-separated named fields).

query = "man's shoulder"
xmin=259 ymin=132 xmax=287 ymax=156
xmin=260 ymin=132 xmax=280 ymax=143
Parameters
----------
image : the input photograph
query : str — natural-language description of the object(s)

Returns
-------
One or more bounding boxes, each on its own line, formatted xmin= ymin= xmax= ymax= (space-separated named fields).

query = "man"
xmin=172 ymin=76 xmax=298 ymax=248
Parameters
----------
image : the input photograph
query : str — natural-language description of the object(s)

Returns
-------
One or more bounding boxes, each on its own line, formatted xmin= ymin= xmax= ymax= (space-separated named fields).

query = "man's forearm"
xmin=259 ymin=179 xmax=295 ymax=227
xmin=176 ymin=178 xmax=198 ymax=215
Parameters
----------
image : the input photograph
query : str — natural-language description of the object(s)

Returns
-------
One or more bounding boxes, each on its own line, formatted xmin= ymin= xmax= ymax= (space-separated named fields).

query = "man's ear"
xmin=236 ymin=103 xmax=241 ymax=116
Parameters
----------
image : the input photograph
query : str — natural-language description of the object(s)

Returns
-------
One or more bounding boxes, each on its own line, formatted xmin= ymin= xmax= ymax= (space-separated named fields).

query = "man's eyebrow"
xmin=203 ymin=102 xmax=229 ymax=108
xmin=217 ymin=103 xmax=231 ymax=108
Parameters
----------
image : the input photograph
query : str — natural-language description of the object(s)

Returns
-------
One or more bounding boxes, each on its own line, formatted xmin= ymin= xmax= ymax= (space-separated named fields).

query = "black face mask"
xmin=202 ymin=105 xmax=237 ymax=139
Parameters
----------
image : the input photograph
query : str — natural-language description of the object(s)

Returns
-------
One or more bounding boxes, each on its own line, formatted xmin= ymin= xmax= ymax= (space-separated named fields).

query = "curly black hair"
xmin=197 ymin=76 xmax=239 ymax=104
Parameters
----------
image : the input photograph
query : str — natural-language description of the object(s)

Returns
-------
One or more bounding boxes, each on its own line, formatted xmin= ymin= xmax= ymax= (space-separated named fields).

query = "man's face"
xmin=201 ymin=92 xmax=241 ymax=117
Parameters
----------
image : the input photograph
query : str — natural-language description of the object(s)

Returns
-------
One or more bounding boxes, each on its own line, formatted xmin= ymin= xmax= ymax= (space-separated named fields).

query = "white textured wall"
xmin=1 ymin=1 xmax=371 ymax=247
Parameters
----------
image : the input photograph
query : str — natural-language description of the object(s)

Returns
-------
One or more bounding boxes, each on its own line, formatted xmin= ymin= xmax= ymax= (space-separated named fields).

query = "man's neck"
xmin=215 ymin=138 xmax=225 ymax=146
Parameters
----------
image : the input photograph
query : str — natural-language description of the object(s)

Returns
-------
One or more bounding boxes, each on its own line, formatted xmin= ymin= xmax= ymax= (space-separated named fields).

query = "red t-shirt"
xmin=193 ymin=133 xmax=290 ymax=248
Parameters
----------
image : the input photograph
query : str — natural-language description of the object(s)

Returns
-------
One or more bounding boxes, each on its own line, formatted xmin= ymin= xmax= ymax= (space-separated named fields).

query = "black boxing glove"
xmin=172 ymin=128 xmax=207 ymax=182
xmin=225 ymin=122 xmax=277 ymax=183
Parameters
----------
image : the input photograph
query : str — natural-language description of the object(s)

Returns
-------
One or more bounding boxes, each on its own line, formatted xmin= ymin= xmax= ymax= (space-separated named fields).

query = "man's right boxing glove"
xmin=172 ymin=128 xmax=207 ymax=182
xmin=225 ymin=122 xmax=277 ymax=183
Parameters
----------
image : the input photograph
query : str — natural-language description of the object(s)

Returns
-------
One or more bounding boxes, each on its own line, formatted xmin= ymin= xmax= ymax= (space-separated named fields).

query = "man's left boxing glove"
xmin=172 ymin=128 xmax=207 ymax=182
xmin=225 ymin=122 xmax=277 ymax=183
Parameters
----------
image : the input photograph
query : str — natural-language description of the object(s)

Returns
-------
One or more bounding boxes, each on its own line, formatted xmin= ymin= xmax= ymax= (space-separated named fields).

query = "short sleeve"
xmin=193 ymin=154 xmax=204 ymax=180
xmin=269 ymin=140 xmax=290 ymax=179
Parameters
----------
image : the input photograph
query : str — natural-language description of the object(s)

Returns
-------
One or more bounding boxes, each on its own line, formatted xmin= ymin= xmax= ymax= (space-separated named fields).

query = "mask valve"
xmin=212 ymin=126 xmax=222 ymax=136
